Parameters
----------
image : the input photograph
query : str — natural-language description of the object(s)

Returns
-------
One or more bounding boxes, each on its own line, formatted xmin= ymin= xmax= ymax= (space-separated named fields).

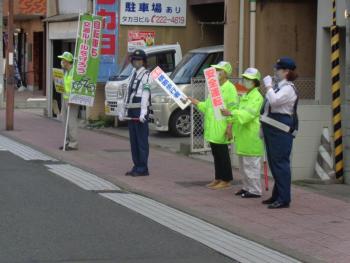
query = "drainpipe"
xmin=238 ymin=0 xmax=244 ymax=75
xmin=249 ymin=0 xmax=256 ymax=67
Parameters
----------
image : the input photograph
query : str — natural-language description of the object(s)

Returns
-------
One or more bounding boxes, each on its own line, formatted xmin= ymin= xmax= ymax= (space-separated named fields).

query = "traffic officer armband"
xmin=143 ymin=83 xmax=151 ymax=90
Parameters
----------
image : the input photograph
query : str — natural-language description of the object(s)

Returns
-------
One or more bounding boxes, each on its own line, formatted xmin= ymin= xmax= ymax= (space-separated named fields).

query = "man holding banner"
xmin=58 ymin=51 xmax=79 ymax=151
xmin=59 ymin=13 xmax=103 ymax=151
xmin=188 ymin=62 xmax=239 ymax=190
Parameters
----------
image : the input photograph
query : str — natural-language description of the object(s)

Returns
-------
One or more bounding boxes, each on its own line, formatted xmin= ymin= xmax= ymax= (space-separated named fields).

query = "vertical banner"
xmin=95 ymin=0 xmax=119 ymax=82
xmin=204 ymin=67 xmax=224 ymax=120
xmin=151 ymin=66 xmax=190 ymax=110
xmin=70 ymin=14 xmax=103 ymax=107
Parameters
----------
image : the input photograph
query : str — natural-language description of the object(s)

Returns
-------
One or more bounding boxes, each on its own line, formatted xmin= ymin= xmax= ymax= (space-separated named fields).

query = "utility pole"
xmin=0 ymin=0 xmax=3 ymax=108
xmin=6 ymin=0 xmax=14 ymax=130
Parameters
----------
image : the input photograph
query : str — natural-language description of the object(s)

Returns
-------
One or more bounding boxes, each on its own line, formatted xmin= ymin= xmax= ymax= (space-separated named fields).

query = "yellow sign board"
xmin=52 ymin=68 xmax=65 ymax=94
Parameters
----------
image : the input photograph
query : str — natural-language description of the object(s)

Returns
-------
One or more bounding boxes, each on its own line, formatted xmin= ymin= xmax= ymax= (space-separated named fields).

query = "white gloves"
xmin=139 ymin=108 xmax=147 ymax=123
xmin=118 ymin=112 xmax=124 ymax=121
xmin=139 ymin=114 xmax=147 ymax=123
xmin=263 ymin=75 xmax=273 ymax=88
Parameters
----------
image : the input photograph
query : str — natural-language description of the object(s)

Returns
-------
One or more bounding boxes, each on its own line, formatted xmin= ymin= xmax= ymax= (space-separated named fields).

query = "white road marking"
xmin=100 ymin=193 xmax=302 ymax=263
xmin=46 ymin=164 xmax=120 ymax=191
xmin=0 ymin=135 xmax=56 ymax=161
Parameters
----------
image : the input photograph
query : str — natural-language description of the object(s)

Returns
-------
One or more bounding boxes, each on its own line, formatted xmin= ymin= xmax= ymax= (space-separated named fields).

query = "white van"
xmin=104 ymin=44 xmax=182 ymax=117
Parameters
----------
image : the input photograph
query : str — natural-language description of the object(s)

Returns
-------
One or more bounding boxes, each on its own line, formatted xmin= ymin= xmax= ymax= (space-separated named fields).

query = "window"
xmin=156 ymin=51 xmax=175 ymax=73
xmin=196 ymin=52 xmax=223 ymax=77
xmin=146 ymin=55 xmax=157 ymax=70
xmin=170 ymin=52 xmax=207 ymax=84
xmin=145 ymin=51 xmax=175 ymax=72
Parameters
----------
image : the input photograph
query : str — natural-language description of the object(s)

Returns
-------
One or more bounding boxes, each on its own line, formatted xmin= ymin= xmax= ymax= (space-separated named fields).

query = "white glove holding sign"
xmin=263 ymin=75 xmax=273 ymax=89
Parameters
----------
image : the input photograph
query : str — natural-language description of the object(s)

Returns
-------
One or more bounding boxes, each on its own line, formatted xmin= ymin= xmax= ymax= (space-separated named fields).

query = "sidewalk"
xmin=1 ymin=89 xmax=46 ymax=109
xmin=1 ymin=109 xmax=350 ymax=263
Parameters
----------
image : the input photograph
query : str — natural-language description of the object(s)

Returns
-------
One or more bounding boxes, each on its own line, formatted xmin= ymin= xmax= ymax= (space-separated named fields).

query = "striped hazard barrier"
xmin=330 ymin=0 xmax=344 ymax=181
xmin=315 ymin=127 xmax=335 ymax=181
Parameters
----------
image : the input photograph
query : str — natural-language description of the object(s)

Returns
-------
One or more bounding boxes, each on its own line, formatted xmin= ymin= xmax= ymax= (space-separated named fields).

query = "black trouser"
xmin=210 ymin=143 xmax=233 ymax=182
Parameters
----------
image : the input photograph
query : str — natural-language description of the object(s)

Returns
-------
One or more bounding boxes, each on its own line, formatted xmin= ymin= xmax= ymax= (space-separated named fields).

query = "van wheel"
xmin=169 ymin=110 xmax=191 ymax=137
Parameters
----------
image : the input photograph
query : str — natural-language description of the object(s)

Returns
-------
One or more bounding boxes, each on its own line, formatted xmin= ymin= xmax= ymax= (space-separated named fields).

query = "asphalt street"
xmin=0 ymin=151 xmax=236 ymax=263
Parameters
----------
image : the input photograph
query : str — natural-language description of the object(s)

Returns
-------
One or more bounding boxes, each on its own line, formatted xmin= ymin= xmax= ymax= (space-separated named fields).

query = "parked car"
xmin=104 ymin=44 xmax=182 ymax=119
xmin=150 ymin=45 xmax=224 ymax=137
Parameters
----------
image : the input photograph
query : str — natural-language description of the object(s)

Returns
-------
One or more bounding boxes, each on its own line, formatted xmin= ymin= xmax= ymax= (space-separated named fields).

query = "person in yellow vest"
xmin=221 ymin=68 xmax=264 ymax=198
xmin=58 ymin=51 xmax=79 ymax=151
xmin=188 ymin=61 xmax=239 ymax=190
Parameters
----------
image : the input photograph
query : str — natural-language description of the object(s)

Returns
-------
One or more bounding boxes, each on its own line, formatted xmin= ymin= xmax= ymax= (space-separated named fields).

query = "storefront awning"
xmin=43 ymin=14 xmax=79 ymax=23
xmin=189 ymin=0 xmax=224 ymax=5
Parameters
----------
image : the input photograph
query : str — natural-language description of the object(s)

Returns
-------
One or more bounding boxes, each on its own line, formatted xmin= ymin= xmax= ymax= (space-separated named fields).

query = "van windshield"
xmin=170 ymin=53 xmax=207 ymax=84
xmin=119 ymin=63 xmax=134 ymax=78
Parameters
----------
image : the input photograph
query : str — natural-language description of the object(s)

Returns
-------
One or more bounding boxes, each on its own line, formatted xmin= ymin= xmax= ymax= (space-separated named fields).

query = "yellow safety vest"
xmin=63 ymin=68 xmax=73 ymax=100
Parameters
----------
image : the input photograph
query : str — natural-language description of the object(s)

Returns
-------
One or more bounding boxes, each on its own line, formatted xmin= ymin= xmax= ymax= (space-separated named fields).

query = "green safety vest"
xmin=63 ymin=68 xmax=73 ymax=100
xmin=231 ymin=87 xmax=264 ymax=156
xmin=197 ymin=80 xmax=239 ymax=144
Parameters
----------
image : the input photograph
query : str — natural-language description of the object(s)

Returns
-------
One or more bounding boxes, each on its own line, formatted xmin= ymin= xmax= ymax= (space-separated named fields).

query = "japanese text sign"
xmin=70 ymin=14 xmax=103 ymax=107
xmin=204 ymin=67 xmax=224 ymax=120
xmin=128 ymin=30 xmax=155 ymax=52
xmin=95 ymin=0 xmax=119 ymax=82
xmin=52 ymin=68 xmax=65 ymax=94
xmin=120 ymin=0 xmax=186 ymax=27
xmin=151 ymin=66 xmax=190 ymax=110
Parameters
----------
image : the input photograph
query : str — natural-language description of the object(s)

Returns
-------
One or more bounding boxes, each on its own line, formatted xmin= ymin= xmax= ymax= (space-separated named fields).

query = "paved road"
xmin=0 ymin=151 xmax=235 ymax=263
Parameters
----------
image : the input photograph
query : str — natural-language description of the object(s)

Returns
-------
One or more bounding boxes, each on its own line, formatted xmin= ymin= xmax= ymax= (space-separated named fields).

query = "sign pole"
xmin=63 ymin=104 xmax=70 ymax=151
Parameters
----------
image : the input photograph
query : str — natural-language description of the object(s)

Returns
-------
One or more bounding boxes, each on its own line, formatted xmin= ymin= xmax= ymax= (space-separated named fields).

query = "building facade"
xmin=3 ymin=0 xmax=46 ymax=93
xmin=45 ymin=0 xmax=225 ymax=119
xmin=224 ymin=0 xmax=349 ymax=183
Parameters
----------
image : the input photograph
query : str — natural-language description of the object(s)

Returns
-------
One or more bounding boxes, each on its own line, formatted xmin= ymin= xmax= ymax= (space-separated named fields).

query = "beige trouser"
xmin=239 ymin=156 xmax=262 ymax=195
xmin=61 ymin=99 xmax=79 ymax=149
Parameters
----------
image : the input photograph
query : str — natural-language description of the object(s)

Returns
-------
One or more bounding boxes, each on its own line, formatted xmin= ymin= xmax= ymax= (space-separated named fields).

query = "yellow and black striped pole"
xmin=331 ymin=0 xmax=344 ymax=180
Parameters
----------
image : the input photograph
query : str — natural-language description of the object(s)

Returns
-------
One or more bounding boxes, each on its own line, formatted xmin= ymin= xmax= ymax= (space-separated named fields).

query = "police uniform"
xmin=122 ymin=50 xmax=152 ymax=176
xmin=261 ymin=57 xmax=298 ymax=208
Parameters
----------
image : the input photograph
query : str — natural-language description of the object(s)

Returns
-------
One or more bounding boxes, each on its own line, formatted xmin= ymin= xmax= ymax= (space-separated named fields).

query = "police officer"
xmin=260 ymin=57 xmax=299 ymax=209
xmin=188 ymin=61 xmax=239 ymax=190
xmin=119 ymin=49 xmax=152 ymax=177
xmin=58 ymin=51 xmax=79 ymax=151
xmin=221 ymin=68 xmax=264 ymax=198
